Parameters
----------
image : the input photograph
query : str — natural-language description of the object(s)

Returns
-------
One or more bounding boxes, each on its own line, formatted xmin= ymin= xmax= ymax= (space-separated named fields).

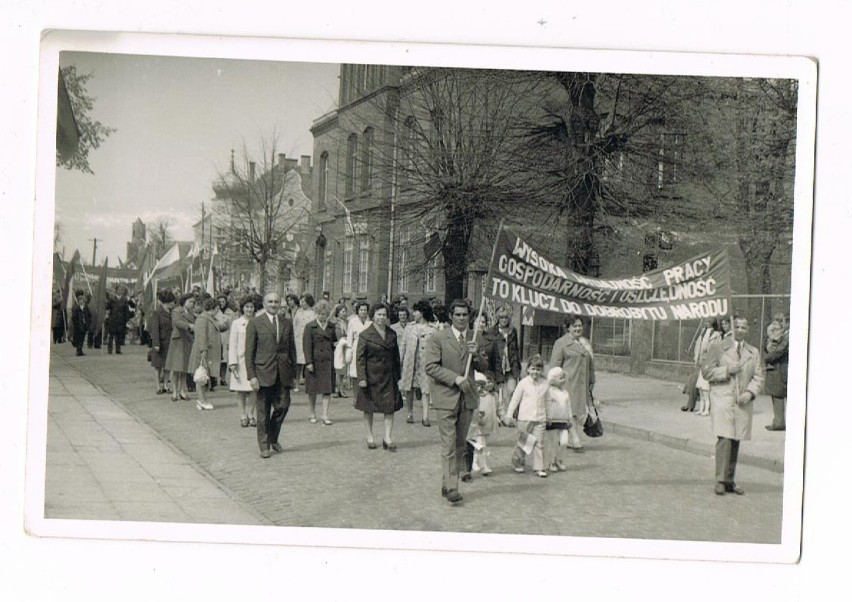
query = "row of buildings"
xmin=122 ymin=65 xmax=796 ymax=379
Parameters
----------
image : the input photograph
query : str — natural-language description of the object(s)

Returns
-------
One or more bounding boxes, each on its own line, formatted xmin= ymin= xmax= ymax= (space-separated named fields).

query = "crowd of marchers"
xmin=54 ymin=283 xmax=787 ymax=504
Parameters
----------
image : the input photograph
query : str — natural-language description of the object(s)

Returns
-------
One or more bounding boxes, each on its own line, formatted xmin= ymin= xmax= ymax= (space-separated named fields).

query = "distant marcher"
xmin=503 ymin=354 xmax=550 ymax=478
xmin=214 ymin=294 xmax=235 ymax=389
xmin=549 ymin=315 xmax=596 ymax=452
xmin=702 ymin=315 xmax=765 ymax=496
xmin=228 ymin=295 xmax=259 ymax=428
xmin=423 ymin=299 xmax=490 ymax=504
xmin=292 ymin=293 xmax=316 ymax=392
xmin=164 ymin=293 xmax=195 ymax=402
xmin=390 ymin=306 xmax=409 ymax=347
xmin=764 ymin=313 xmax=789 ymax=431
xmin=148 ymin=290 xmax=175 ymax=395
xmin=304 ymin=299 xmax=338 ymax=425
xmin=52 ymin=289 xmax=65 ymax=343
xmin=105 ymin=285 xmax=132 ymax=354
xmin=355 ymin=303 xmax=403 ymax=451
xmin=70 ymin=291 xmax=91 ymax=356
xmin=283 ymin=293 xmax=299 ymax=322
xmin=246 ymin=292 xmax=297 ymax=459
xmin=689 ymin=319 xmax=723 ymax=416
xmin=188 ymin=297 xmax=222 ymax=411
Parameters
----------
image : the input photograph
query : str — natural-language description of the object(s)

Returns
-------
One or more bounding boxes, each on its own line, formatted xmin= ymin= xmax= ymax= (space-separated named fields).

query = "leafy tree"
xmin=56 ymin=65 xmax=116 ymax=174
xmin=146 ymin=217 xmax=174 ymax=261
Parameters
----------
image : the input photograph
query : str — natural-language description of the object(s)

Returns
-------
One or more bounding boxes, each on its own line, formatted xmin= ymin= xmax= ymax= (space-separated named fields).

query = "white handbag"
xmin=193 ymin=364 xmax=209 ymax=386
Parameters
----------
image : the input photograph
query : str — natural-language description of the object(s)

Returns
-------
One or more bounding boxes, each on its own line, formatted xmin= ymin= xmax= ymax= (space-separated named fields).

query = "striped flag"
xmin=89 ymin=258 xmax=109 ymax=340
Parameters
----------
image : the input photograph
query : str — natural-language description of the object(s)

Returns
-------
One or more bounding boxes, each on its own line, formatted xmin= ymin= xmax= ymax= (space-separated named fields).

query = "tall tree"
xmin=370 ymin=68 xmax=541 ymax=303
xmin=147 ymin=217 xmax=174 ymax=261
xmin=212 ymin=138 xmax=310 ymax=292
xmin=56 ymin=65 xmax=116 ymax=174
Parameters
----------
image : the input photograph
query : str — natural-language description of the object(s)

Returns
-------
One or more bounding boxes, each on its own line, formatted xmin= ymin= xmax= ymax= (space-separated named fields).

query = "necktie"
xmin=458 ymin=331 xmax=465 ymax=346
xmin=737 ymin=341 xmax=742 ymax=358
xmin=274 ymin=315 xmax=280 ymax=343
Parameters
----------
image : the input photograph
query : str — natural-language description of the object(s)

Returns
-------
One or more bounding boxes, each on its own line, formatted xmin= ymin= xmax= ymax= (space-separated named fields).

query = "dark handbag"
xmin=583 ymin=396 xmax=604 ymax=438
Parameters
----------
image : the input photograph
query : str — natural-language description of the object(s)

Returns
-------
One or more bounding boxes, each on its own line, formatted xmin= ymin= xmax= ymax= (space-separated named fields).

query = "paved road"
xmin=47 ymin=342 xmax=783 ymax=543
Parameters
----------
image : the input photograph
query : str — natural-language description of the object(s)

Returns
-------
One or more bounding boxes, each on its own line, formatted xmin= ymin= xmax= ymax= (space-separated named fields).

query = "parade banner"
xmin=485 ymin=226 xmax=731 ymax=321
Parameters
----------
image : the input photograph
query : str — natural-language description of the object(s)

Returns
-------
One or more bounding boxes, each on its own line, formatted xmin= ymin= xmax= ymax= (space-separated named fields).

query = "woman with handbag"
xmin=164 ymin=293 xmax=195 ymax=402
xmin=549 ymin=315 xmax=597 ymax=453
xmin=188 ymin=297 xmax=221 ymax=411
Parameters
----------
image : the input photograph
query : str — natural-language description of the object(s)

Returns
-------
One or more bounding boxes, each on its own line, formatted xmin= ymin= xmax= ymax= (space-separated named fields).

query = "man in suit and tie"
xmin=702 ymin=315 xmax=765 ymax=496
xmin=246 ymin=292 xmax=297 ymax=459
xmin=424 ymin=299 xmax=489 ymax=505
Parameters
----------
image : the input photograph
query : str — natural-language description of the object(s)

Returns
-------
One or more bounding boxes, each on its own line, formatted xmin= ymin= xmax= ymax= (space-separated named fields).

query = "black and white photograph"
xmin=27 ymin=30 xmax=814 ymax=563
xmin=6 ymin=3 xmax=845 ymax=598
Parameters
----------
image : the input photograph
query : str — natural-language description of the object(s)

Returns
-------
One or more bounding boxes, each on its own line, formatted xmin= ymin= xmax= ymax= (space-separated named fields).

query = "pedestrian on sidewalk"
xmin=549 ymin=315 xmax=595 ymax=453
xmin=228 ymin=294 xmax=259 ymax=428
xmin=246 ymin=292 xmax=297 ymax=459
xmin=148 ymin=289 xmax=175 ymax=395
xmin=304 ymin=299 xmax=338 ymax=425
xmin=503 ymin=354 xmax=549 ymax=478
xmin=189 ymin=297 xmax=221 ymax=411
xmin=424 ymin=299 xmax=490 ymax=504
xmin=764 ymin=313 xmax=789 ymax=432
xmin=355 ymin=303 xmax=403 ymax=451
xmin=332 ymin=303 xmax=350 ymax=398
xmin=702 ymin=315 xmax=765 ymax=496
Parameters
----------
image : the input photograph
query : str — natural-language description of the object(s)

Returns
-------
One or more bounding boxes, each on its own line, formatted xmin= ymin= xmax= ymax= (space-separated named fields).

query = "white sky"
xmin=55 ymin=52 xmax=340 ymax=265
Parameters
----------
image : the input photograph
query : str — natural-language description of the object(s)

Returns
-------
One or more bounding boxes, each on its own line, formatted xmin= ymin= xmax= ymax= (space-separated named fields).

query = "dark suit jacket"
xmin=423 ymin=327 xmax=489 ymax=411
xmin=245 ymin=312 xmax=297 ymax=388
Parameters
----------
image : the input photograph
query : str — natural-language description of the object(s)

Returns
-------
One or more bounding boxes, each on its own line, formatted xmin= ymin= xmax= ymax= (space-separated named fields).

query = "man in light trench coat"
xmin=701 ymin=315 xmax=765 ymax=496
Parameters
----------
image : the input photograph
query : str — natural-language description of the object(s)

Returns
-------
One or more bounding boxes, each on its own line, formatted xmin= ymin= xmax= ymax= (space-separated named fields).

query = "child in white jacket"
xmin=503 ymin=355 xmax=549 ymax=477
xmin=544 ymin=367 xmax=572 ymax=472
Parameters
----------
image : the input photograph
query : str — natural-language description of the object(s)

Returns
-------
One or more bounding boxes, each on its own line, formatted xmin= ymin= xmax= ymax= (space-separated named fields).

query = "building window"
xmin=360 ymin=127 xmax=373 ymax=192
xmin=318 ymin=151 xmax=329 ymax=211
xmin=397 ymin=225 xmax=410 ymax=293
xmin=358 ymin=238 xmax=371 ymax=293
xmin=657 ymin=133 xmax=683 ymax=189
xmin=343 ymin=237 xmax=353 ymax=294
xmin=424 ymin=255 xmax=437 ymax=293
xmin=400 ymin=116 xmax=417 ymax=188
xmin=345 ymin=134 xmax=358 ymax=197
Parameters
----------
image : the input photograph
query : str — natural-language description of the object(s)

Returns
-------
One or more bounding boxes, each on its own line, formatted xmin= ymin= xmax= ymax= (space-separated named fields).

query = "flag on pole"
xmin=89 ymin=258 xmax=109 ymax=342
xmin=144 ymin=242 xmax=182 ymax=288
xmin=205 ymin=242 xmax=219 ymax=294
xmin=61 ymin=249 xmax=81 ymax=312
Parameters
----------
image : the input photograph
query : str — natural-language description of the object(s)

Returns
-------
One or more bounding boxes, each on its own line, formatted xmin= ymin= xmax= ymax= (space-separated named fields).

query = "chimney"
xmin=300 ymin=155 xmax=311 ymax=171
xmin=278 ymin=153 xmax=286 ymax=167
xmin=249 ymin=161 xmax=256 ymax=180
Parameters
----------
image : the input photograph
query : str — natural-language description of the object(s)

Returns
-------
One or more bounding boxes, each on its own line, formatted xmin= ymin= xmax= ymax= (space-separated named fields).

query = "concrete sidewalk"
xmin=44 ymin=352 xmax=267 ymax=525
xmin=594 ymin=371 xmax=786 ymax=473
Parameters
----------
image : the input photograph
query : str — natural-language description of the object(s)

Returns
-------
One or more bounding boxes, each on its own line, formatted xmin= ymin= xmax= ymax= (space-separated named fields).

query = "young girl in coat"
xmin=503 ymin=354 xmax=550 ymax=478
xmin=467 ymin=371 xmax=501 ymax=476
xmin=544 ymin=367 xmax=572 ymax=472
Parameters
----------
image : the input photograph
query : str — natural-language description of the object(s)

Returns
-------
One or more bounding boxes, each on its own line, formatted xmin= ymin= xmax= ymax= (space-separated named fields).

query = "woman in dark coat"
xmin=165 ymin=293 xmax=195 ymax=401
xmin=304 ymin=299 xmax=338 ymax=425
xmin=105 ymin=285 xmax=132 ymax=354
xmin=355 ymin=303 xmax=403 ymax=451
xmin=148 ymin=289 xmax=175 ymax=394
xmin=484 ymin=304 xmax=522 ymax=414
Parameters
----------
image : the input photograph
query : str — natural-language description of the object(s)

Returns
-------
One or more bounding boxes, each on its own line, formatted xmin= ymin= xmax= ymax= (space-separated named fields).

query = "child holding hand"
xmin=544 ymin=367 xmax=572 ymax=473
xmin=503 ymin=355 xmax=550 ymax=478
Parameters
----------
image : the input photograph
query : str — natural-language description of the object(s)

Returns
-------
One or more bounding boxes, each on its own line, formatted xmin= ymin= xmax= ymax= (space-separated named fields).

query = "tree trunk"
xmin=442 ymin=211 xmax=474 ymax=305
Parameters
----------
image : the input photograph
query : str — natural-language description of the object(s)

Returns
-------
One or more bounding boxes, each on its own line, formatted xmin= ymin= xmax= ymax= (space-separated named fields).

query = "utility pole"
xmin=88 ymin=237 xmax=100 ymax=266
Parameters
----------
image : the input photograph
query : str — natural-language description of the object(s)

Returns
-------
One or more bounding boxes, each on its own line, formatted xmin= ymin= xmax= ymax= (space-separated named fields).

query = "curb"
xmin=603 ymin=420 xmax=785 ymax=474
